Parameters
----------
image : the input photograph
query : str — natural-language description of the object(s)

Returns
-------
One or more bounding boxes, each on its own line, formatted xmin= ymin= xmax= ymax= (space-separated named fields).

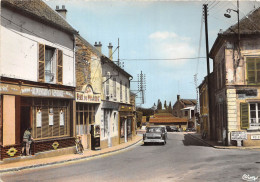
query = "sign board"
xmin=0 ymin=83 xmax=74 ymax=99
xmin=231 ymin=131 xmax=247 ymax=140
xmin=76 ymin=85 xmax=101 ymax=103
xmin=251 ymin=135 xmax=260 ymax=140
xmin=36 ymin=110 xmax=42 ymax=127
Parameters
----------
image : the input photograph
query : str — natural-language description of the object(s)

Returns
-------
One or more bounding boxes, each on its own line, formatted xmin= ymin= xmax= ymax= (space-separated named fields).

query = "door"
xmin=20 ymin=106 xmax=31 ymax=143
xmin=107 ymin=110 xmax=112 ymax=147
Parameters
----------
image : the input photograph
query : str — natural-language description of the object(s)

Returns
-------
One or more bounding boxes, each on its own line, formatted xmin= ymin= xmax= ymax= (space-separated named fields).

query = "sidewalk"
xmin=187 ymin=132 xmax=260 ymax=150
xmin=0 ymin=136 xmax=142 ymax=173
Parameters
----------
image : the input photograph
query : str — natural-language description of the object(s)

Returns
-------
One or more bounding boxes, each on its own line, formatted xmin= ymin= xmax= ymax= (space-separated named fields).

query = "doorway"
xmin=20 ymin=106 xmax=31 ymax=142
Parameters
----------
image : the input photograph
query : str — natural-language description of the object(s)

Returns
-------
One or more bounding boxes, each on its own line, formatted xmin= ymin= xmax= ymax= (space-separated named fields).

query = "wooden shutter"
xmin=247 ymin=58 xmax=256 ymax=84
xmin=240 ymin=103 xmax=249 ymax=129
xmin=38 ymin=44 xmax=45 ymax=82
xmin=57 ymin=50 xmax=63 ymax=84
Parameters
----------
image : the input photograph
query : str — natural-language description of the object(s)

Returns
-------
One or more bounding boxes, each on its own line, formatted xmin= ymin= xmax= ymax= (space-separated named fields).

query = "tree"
xmin=168 ymin=101 xmax=172 ymax=113
xmin=157 ymin=99 xmax=162 ymax=110
xmin=164 ymin=100 xmax=167 ymax=110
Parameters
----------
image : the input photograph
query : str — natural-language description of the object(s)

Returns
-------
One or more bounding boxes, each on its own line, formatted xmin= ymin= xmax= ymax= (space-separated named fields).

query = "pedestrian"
xmin=22 ymin=127 xmax=33 ymax=156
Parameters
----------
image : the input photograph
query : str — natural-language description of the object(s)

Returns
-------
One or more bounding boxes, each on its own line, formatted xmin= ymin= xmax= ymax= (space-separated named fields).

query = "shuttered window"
xmin=57 ymin=50 xmax=63 ymax=84
xmin=247 ymin=57 xmax=260 ymax=84
xmin=105 ymin=72 xmax=110 ymax=97
xmin=240 ymin=103 xmax=249 ymax=129
xmin=38 ymin=44 xmax=45 ymax=82
xmin=32 ymin=99 xmax=69 ymax=140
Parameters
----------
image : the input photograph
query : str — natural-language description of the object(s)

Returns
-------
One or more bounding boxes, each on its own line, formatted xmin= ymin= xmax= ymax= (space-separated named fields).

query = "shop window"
xmin=32 ymin=99 xmax=69 ymax=139
xmin=247 ymin=57 xmax=260 ymax=84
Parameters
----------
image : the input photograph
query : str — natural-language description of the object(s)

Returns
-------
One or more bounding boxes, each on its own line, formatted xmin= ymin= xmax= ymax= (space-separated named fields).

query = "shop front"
xmin=119 ymin=105 xmax=134 ymax=144
xmin=75 ymin=85 xmax=101 ymax=149
xmin=101 ymin=101 xmax=119 ymax=149
xmin=0 ymin=81 xmax=75 ymax=160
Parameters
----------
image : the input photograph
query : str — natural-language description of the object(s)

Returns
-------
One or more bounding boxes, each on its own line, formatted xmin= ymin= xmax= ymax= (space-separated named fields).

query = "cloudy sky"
xmin=45 ymin=0 xmax=259 ymax=108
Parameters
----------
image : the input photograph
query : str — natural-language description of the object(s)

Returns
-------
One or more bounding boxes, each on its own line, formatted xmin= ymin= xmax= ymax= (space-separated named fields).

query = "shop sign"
xmin=237 ymin=89 xmax=257 ymax=99
xmin=21 ymin=87 xmax=74 ymax=99
xmin=76 ymin=85 xmax=101 ymax=103
xmin=0 ymin=83 xmax=74 ymax=98
xmin=231 ymin=131 xmax=247 ymax=140
xmin=251 ymin=135 xmax=260 ymax=140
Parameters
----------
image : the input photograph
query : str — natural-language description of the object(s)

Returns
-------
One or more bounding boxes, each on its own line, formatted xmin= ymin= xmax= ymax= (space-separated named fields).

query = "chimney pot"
xmin=177 ymin=95 xmax=180 ymax=101
xmin=55 ymin=5 xmax=67 ymax=19
xmin=108 ymin=43 xmax=113 ymax=60
xmin=94 ymin=41 xmax=102 ymax=53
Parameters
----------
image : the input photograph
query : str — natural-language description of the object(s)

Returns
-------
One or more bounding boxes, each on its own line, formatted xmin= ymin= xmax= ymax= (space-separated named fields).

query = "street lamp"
xmin=224 ymin=0 xmax=240 ymax=59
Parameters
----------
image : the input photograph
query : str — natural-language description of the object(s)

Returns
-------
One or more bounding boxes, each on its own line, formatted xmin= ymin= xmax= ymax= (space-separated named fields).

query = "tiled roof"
xmin=180 ymin=99 xmax=197 ymax=106
xmin=150 ymin=117 xmax=188 ymax=123
xmin=150 ymin=113 xmax=188 ymax=123
xmin=2 ymin=0 xmax=78 ymax=35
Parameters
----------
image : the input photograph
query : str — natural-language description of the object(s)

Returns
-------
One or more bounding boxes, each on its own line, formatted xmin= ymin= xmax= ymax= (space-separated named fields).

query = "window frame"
xmin=246 ymin=57 xmax=260 ymax=85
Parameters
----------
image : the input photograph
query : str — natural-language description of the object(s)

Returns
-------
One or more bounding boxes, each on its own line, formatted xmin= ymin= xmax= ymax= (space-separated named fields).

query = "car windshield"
xmin=147 ymin=127 xmax=162 ymax=133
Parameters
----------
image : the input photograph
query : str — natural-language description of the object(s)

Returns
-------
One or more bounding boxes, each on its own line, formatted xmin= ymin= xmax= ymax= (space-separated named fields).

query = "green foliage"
xmin=157 ymin=99 xmax=162 ymax=110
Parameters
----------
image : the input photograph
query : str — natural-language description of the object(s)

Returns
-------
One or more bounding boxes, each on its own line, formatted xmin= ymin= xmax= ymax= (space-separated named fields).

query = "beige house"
xmin=210 ymin=7 xmax=260 ymax=146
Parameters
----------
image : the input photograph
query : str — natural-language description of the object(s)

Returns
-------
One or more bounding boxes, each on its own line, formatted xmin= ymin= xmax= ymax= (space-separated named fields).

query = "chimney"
xmin=177 ymin=95 xmax=180 ymax=101
xmin=108 ymin=43 xmax=113 ymax=60
xmin=94 ymin=41 xmax=102 ymax=53
xmin=55 ymin=5 xmax=67 ymax=19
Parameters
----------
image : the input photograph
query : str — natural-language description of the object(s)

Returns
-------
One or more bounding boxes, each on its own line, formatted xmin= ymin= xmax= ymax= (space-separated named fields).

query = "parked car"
xmin=166 ymin=126 xmax=179 ymax=132
xmin=143 ymin=126 xmax=167 ymax=145
xmin=186 ymin=128 xmax=196 ymax=132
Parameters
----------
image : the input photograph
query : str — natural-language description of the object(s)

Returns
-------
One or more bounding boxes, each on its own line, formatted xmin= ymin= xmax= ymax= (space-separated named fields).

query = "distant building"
xmin=172 ymin=95 xmax=197 ymax=128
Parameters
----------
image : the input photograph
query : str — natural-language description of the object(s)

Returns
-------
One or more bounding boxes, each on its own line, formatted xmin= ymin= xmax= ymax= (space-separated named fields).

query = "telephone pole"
xmin=203 ymin=4 xmax=211 ymax=138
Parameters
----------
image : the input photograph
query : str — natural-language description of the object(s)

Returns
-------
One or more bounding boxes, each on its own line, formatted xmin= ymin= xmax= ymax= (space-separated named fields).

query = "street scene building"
xmin=207 ymin=7 xmax=260 ymax=146
xmin=0 ymin=0 xmax=78 ymax=159
xmin=0 ymin=0 xmax=135 ymax=160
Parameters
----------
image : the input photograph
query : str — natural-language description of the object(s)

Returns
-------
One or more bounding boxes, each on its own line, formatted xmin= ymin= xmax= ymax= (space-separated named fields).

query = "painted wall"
xmin=101 ymin=63 xmax=130 ymax=104
xmin=1 ymin=8 xmax=75 ymax=86
xmin=3 ymin=95 xmax=16 ymax=146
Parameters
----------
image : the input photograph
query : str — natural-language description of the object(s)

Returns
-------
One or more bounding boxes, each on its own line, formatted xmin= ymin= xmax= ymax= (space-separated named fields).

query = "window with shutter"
xmin=57 ymin=50 xmax=63 ymax=84
xmin=240 ymin=103 xmax=249 ymax=129
xmin=247 ymin=57 xmax=260 ymax=84
xmin=105 ymin=72 xmax=110 ymax=97
xmin=38 ymin=44 xmax=45 ymax=82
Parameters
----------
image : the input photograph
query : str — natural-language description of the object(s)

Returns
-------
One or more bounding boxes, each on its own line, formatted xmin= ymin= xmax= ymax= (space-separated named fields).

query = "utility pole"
xmin=203 ymin=4 xmax=211 ymax=139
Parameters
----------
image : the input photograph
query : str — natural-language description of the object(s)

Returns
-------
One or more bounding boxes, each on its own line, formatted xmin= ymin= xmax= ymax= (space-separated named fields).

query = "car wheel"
xmin=144 ymin=142 xmax=147 ymax=146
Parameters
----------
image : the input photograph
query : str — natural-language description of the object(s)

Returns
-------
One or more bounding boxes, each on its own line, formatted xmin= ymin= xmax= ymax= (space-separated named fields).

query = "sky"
xmin=45 ymin=0 xmax=259 ymax=108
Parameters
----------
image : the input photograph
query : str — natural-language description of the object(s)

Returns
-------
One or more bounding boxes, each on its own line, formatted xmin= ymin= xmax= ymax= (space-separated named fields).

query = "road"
xmin=1 ymin=133 xmax=260 ymax=182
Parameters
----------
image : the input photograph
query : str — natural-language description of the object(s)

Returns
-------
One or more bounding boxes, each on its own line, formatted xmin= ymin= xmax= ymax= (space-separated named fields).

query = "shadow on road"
xmin=182 ymin=134 xmax=210 ymax=147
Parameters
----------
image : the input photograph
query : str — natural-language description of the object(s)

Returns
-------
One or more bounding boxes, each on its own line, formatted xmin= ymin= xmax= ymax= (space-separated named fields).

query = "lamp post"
xmin=224 ymin=0 xmax=240 ymax=56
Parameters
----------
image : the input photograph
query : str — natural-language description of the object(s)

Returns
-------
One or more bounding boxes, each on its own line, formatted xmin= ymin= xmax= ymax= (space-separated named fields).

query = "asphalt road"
xmin=1 ymin=133 xmax=260 ymax=182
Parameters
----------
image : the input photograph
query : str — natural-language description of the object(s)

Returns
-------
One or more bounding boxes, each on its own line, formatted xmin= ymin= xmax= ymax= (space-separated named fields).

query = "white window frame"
xmin=249 ymin=103 xmax=260 ymax=129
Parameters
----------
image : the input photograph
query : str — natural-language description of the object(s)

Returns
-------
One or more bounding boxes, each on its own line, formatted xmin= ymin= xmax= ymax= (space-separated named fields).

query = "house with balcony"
xmin=209 ymin=7 xmax=260 ymax=146
xmin=0 ymin=0 xmax=78 ymax=159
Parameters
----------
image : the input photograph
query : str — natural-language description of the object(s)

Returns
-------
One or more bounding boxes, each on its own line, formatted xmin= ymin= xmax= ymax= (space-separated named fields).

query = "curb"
xmin=0 ymin=138 xmax=143 ymax=174
xmin=186 ymin=133 xmax=214 ymax=147
xmin=186 ymin=133 xmax=260 ymax=150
